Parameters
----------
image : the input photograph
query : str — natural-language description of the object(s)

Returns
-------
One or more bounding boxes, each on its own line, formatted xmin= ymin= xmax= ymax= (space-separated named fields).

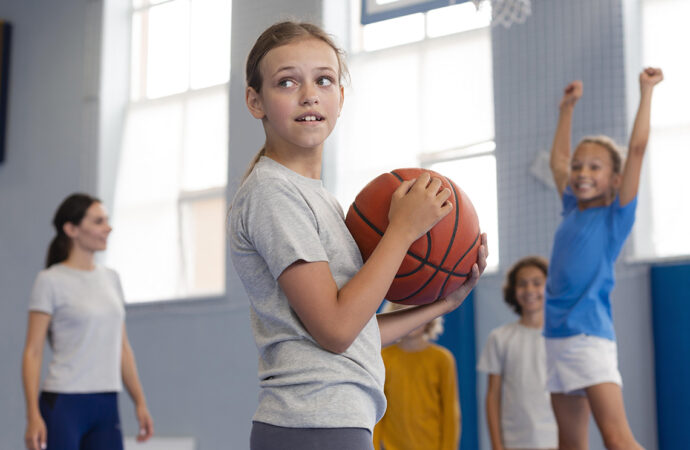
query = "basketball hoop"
xmin=473 ymin=0 xmax=532 ymax=28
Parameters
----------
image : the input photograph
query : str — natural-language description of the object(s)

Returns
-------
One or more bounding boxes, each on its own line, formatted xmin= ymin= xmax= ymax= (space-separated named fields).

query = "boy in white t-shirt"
xmin=477 ymin=256 xmax=557 ymax=450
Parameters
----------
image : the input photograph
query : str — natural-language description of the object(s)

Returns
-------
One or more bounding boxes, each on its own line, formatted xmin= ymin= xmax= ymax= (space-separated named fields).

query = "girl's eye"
xmin=279 ymin=79 xmax=296 ymax=88
xmin=317 ymin=76 xmax=334 ymax=87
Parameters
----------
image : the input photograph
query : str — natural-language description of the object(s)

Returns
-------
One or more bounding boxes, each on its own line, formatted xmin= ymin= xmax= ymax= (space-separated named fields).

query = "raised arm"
xmin=619 ymin=68 xmax=664 ymax=206
xmin=22 ymin=312 xmax=51 ymax=450
xmin=550 ymin=81 xmax=583 ymax=197
xmin=121 ymin=325 xmax=154 ymax=442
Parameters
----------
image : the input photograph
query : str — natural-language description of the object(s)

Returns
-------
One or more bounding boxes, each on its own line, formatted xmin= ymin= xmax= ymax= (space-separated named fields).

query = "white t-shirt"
xmin=29 ymin=264 xmax=125 ymax=392
xmin=477 ymin=321 xmax=557 ymax=449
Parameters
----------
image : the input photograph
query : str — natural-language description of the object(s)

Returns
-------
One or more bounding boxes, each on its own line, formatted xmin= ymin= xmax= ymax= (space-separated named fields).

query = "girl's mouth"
xmin=296 ymin=114 xmax=324 ymax=122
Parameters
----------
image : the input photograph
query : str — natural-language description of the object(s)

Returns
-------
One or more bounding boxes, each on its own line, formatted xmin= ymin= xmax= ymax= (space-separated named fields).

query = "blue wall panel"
xmin=651 ymin=263 xmax=690 ymax=449
xmin=438 ymin=293 xmax=477 ymax=450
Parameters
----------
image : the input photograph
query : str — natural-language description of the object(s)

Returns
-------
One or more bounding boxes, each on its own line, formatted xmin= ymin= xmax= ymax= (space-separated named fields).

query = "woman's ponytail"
xmin=45 ymin=233 xmax=71 ymax=268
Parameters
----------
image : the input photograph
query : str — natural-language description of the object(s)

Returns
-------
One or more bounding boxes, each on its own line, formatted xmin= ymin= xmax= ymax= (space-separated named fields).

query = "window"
xmin=632 ymin=0 xmax=690 ymax=260
xmin=331 ymin=1 xmax=498 ymax=270
xmin=107 ymin=0 xmax=231 ymax=302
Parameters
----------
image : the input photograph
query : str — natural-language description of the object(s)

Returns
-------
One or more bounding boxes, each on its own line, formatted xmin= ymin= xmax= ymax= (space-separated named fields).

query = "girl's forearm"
xmin=122 ymin=343 xmax=147 ymax=407
xmin=378 ymin=299 xmax=454 ymax=347
xmin=628 ymin=88 xmax=654 ymax=154
xmin=551 ymin=107 xmax=574 ymax=164
xmin=22 ymin=351 xmax=42 ymax=419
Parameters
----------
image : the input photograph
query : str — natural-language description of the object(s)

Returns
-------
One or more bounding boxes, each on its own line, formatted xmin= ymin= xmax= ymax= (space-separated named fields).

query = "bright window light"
xmin=426 ymin=2 xmax=491 ymax=38
xmin=429 ymin=156 xmax=499 ymax=270
xmin=362 ymin=13 xmax=425 ymax=51
xmin=146 ymin=1 xmax=190 ymax=99
xmin=632 ymin=0 xmax=690 ymax=260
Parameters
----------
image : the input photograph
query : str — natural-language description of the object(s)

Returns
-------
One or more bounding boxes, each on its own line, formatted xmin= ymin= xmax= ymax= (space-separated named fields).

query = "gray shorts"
xmin=250 ymin=421 xmax=374 ymax=450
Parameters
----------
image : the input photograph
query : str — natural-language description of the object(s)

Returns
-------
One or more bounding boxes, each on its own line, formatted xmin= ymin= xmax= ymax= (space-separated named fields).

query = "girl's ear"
xmin=611 ymin=172 xmax=622 ymax=189
xmin=63 ymin=222 xmax=78 ymax=239
xmin=246 ymin=86 xmax=266 ymax=119
xmin=338 ymin=84 xmax=344 ymax=116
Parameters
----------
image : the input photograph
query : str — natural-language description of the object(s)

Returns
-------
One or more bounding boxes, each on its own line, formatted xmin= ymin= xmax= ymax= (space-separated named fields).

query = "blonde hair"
xmin=576 ymin=135 xmax=624 ymax=174
xmin=381 ymin=301 xmax=445 ymax=342
xmin=241 ymin=21 xmax=349 ymax=182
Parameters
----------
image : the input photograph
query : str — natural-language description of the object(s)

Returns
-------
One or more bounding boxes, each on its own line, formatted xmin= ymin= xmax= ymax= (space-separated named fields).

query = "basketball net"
xmin=472 ymin=0 xmax=532 ymax=28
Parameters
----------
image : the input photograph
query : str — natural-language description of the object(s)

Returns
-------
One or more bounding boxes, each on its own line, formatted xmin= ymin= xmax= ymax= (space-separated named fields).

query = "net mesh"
xmin=473 ymin=0 xmax=532 ymax=28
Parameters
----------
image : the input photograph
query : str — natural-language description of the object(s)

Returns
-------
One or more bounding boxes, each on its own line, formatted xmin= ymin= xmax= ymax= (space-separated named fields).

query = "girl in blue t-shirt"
xmin=546 ymin=68 xmax=663 ymax=449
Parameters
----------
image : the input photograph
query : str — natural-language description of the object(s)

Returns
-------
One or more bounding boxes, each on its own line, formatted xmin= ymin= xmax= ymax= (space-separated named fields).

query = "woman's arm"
xmin=486 ymin=373 xmax=504 ymax=450
xmin=550 ymin=81 xmax=583 ymax=197
xmin=279 ymin=173 xmax=455 ymax=354
xmin=619 ymin=68 xmax=664 ymax=206
xmin=121 ymin=325 xmax=154 ymax=442
xmin=22 ymin=311 xmax=51 ymax=450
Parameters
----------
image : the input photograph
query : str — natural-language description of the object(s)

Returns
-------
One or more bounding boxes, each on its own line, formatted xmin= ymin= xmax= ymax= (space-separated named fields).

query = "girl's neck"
xmin=576 ymin=190 xmax=616 ymax=211
xmin=397 ymin=334 xmax=431 ymax=351
xmin=519 ymin=310 xmax=544 ymax=329
xmin=264 ymin=144 xmax=323 ymax=179
xmin=62 ymin=248 xmax=96 ymax=271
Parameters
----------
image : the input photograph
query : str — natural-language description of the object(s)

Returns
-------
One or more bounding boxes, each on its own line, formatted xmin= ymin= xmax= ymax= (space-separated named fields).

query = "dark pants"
xmin=250 ymin=421 xmax=375 ymax=450
xmin=39 ymin=391 xmax=123 ymax=450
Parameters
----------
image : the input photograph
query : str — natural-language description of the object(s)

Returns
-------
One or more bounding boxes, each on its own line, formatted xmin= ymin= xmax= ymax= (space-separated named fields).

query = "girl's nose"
xmin=301 ymin=87 xmax=319 ymax=105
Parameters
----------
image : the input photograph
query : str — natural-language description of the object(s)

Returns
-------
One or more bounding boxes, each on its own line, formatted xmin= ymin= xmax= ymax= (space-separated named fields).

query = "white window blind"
xmin=107 ymin=0 xmax=231 ymax=302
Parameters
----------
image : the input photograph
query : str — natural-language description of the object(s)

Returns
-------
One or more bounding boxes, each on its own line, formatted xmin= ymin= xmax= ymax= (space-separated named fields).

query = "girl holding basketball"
xmin=229 ymin=21 xmax=487 ymax=450
xmin=546 ymin=68 xmax=663 ymax=449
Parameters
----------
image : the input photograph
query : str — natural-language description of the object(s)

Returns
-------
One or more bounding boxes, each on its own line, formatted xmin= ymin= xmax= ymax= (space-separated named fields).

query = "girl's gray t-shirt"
xmin=230 ymin=156 xmax=386 ymax=432
xmin=29 ymin=264 xmax=125 ymax=392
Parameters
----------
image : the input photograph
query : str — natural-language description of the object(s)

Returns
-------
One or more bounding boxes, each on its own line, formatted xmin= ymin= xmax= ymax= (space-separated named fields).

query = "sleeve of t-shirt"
xmin=561 ymin=185 xmax=578 ymax=216
xmin=612 ymin=194 xmax=638 ymax=236
xmin=608 ymin=194 xmax=638 ymax=256
xmin=28 ymin=271 xmax=55 ymax=315
xmin=476 ymin=328 xmax=503 ymax=374
xmin=109 ymin=269 xmax=127 ymax=306
xmin=243 ymin=177 xmax=329 ymax=280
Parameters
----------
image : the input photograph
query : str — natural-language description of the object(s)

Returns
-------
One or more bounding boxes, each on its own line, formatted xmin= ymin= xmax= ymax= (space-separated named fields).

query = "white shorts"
xmin=545 ymin=334 xmax=622 ymax=396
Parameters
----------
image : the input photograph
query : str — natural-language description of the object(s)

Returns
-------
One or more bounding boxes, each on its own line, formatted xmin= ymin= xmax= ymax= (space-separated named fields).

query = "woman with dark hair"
xmin=21 ymin=193 xmax=153 ymax=450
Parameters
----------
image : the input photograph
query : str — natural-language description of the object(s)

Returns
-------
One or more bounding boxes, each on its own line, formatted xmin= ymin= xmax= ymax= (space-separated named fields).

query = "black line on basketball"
xmin=438 ymin=230 xmax=481 ymax=296
xmin=352 ymin=203 xmax=384 ymax=237
xmin=393 ymin=175 xmax=461 ymax=302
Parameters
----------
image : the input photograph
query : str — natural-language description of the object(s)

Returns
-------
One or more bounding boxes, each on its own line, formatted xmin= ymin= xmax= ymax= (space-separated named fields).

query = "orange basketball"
xmin=345 ymin=168 xmax=481 ymax=305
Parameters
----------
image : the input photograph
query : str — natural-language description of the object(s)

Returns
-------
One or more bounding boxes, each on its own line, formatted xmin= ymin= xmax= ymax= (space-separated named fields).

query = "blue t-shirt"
xmin=545 ymin=187 xmax=637 ymax=341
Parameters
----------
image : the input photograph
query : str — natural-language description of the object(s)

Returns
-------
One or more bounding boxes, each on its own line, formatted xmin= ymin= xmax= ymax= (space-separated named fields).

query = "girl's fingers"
xmin=393 ymin=178 xmax=415 ymax=198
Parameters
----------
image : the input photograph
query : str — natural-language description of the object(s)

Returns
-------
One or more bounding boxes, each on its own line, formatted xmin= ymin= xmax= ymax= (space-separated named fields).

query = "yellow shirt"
xmin=373 ymin=343 xmax=460 ymax=450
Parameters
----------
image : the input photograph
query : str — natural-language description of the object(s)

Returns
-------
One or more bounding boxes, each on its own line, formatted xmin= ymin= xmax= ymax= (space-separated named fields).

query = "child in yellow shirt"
xmin=373 ymin=302 xmax=460 ymax=450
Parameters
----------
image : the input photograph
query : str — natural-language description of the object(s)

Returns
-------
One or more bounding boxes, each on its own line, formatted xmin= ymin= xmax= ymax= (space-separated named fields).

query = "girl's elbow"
xmin=315 ymin=332 xmax=355 ymax=354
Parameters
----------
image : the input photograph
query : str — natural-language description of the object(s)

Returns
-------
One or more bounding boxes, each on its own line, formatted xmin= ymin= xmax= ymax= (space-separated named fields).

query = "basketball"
xmin=345 ymin=168 xmax=481 ymax=305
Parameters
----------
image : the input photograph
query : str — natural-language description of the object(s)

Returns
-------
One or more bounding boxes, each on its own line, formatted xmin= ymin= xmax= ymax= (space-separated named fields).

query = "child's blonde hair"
xmin=381 ymin=301 xmax=445 ymax=341
xmin=575 ymin=135 xmax=624 ymax=175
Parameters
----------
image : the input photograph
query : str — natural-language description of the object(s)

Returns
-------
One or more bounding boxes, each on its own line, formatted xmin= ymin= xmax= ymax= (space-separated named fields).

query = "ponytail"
xmin=45 ymin=193 xmax=100 ymax=268
xmin=46 ymin=234 xmax=72 ymax=268
xmin=241 ymin=147 xmax=266 ymax=183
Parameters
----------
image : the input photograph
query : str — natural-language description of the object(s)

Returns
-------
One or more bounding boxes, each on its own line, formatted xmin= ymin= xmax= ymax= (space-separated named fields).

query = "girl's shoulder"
xmin=489 ymin=321 xmax=521 ymax=338
xmin=427 ymin=342 xmax=455 ymax=360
